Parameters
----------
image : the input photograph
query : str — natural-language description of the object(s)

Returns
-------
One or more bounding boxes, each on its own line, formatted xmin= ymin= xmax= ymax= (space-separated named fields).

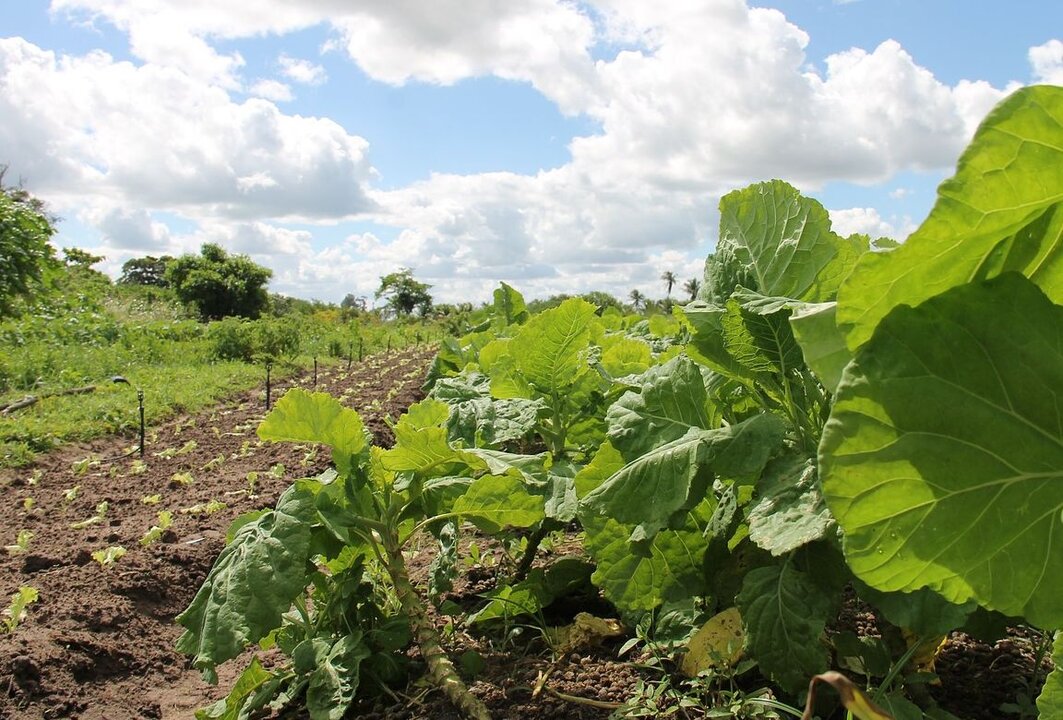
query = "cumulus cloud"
xmin=278 ymin=54 xmax=327 ymax=85
xmin=1030 ymin=39 xmax=1063 ymax=84
xmin=248 ymin=78 xmax=293 ymax=102
xmin=4 ymin=1 xmax=1030 ymax=303
xmin=0 ymin=37 xmax=376 ymax=220
xmin=829 ymin=207 xmax=915 ymax=241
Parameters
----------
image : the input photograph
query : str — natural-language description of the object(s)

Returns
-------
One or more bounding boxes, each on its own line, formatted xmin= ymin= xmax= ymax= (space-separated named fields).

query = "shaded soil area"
xmin=0 ymin=347 xmax=434 ymax=719
xmin=0 ymin=343 xmax=1053 ymax=720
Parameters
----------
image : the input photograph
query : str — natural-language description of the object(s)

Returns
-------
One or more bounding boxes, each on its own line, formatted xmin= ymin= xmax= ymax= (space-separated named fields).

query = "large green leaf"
xmin=583 ymin=504 xmax=710 ymax=613
xmin=1037 ymin=632 xmax=1063 ymax=718
xmin=599 ymin=335 xmax=653 ymax=378
xmin=176 ymin=484 xmax=316 ymax=676
xmin=708 ymin=180 xmax=854 ymax=303
xmin=747 ymin=454 xmax=832 ymax=556
xmin=294 ymin=633 xmax=371 ymax=720
xmin=258 ymin=389 xmax=367 ymax=476
xmin=582 ymin=414 xmax=785 ymax=542
xmin=721 ymin=298 xmax=803 ymax=376
xmin=452 ymin=473 xmax=546 ymax=533
xmin=605 ymin=355 xmax=715 ymax=460
xmin=195 ymin=658 xmax=274 ymax=720
xmin=789 ymin=301 xmax=850 ymax=394
xmin=737 ymin=562 xmax=833 ymax=694
xmin=838 ymin=85 xmax=1063 ymax=350
xmin=492 ymin=281 xmax=529 ymax=326
xmin=509 ymin=297 xmax=598 ymax=394
xmin=821 ymin=274 xmax=1063 ymax=627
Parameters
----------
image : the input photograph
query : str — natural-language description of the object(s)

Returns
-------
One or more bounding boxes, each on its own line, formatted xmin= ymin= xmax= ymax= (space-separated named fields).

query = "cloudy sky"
xmin=3 ymin=1 xmax=1061 ymax=305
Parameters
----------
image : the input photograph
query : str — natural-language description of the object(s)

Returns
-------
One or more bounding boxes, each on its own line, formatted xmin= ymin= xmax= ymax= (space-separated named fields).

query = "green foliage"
xmin=119 ymin=255 xmax=173 ymax=286
xmin=166 ymin=243 xmax=272 ymax=320
xmin=376 ymin=268 xmax=432 ymax=317
xmin=0 ymin=178 xmax=57 ymax=317
xmin=1038 ymin=633 xmax=1063 ymax=718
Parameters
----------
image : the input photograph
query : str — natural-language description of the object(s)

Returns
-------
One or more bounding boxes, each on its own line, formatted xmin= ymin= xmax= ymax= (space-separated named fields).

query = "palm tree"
xmin=683 ymin=277 xmax=701 ymax=301
xmin=629 ymin=289 xmax=646 ymax=312
xmin=660 ymin=270 xmax=677 ymax=298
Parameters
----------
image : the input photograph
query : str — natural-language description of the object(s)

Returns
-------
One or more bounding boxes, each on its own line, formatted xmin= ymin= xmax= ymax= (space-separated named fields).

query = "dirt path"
xmin=0 ymin=347 xmax=435 ymax=720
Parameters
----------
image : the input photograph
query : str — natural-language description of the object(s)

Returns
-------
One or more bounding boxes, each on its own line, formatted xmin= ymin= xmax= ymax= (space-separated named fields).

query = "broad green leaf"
xmin=300 ymin=633 xmax=371 ymax=720
xmin=599 ymin=335 xmax=653 ymax=378
xmin=1037 ymin=632 xmax=1063 ymax=718
xmin=492 ymin=282 xmax=529 ymax=326
xmin=838 ymin=85 xmax=1063 ymax=350
xmin=452 ymin=473 xmax=546 ymax=533
xmin=821 ymin=274 xmax=1063 ymax=627
xmin=396 ymin=398 xmax=450 ymax=430
xmin=747 ymin=454 xmax=832 ymax=556
xmin=477 ymin=339 xmax=513 ymax=374
xmin=789 ymin=301 xmax=850 ymax=394
xmin=709 ymin=180 xmax=854 ymax=303
xmin=258 ymin=389 xmax=366 ymax=476
xmin=432 ymin=372 xmax=542 ymax=446
xmin=854 ymin=583 xmax=975 ymax=638
xmin=583 ymin=414 xmax=786 ymax=542
xmin=606 ymin=354 xmax=715 ymax=460
xmin=683 ymin=301 xmax=754 ymax=380
xmin=176 ymin=484 xmax=316 ymax=676
xmin=583 ymin=503 xmax=711 ymax=613
xmin=381 ymin=425 xmax=483 ymax=474
xmin=721 ymin=298 xmax=803 ymax=376
xmin=509 ymin=298 xmax=598 ymax=394
xmin=574 ymin=441 xmax=625 ymax=499
xmin=738 ymin=562 xmax=833 ymax=693
xmin=195 ymin=658 xmax=273 ymax=720
xmin=470 ymin=558 xmax=594 ymax=623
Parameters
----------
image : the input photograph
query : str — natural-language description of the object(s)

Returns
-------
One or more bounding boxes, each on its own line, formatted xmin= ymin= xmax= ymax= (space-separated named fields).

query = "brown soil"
xmin=0 ymin=347 xmax=433 ymax=719
xmin=0 ymin=344 xmax=1052 ymax=720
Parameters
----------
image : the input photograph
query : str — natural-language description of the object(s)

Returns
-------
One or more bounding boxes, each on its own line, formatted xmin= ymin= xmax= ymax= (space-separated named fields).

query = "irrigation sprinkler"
xmin=313 ymin=357 xmax=318 ymax=388
xmin=111 ymin=376 xmax=145 ymax=457
xmin=359 ymin=338 xmax=364 ymax=362
xmin=347 ymin=342 xmax=353 ymax=372
xmin=265 ymin=362 xmax=273 ymax=410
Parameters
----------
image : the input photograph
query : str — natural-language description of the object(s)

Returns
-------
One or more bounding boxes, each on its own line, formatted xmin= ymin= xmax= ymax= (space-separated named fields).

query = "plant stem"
xmin=382 ymin=533 xmax=491 ymax=720
xmin=512 ymin=522 xmax=551 ymax=582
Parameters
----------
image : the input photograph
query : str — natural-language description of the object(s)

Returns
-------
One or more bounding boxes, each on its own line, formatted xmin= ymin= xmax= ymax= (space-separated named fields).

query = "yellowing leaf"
xmin=681 ymin=607 xmax=744 ymax=676
xmin=802 ymin=672 xmax=894 ymax=720
xmin=544 ymin=612 xmax=624 ymax=654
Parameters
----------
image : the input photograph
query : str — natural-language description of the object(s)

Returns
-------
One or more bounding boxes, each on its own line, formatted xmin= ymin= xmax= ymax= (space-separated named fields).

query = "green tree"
xmin=683 ymin=277 xmax=701 ymax=301
xmin=660 ymin=270 xmax=677 ymax=297
xmin=119 ymin=255 xmax=173 ymax=286
xmin=166 ymin=243 xmax=272 ymax=320
xmin=0 ymin=172 xmax=57 ymax=317
xmin=375 ymin=268 xmax=432 ymax=317
xmin=629 ymin=288 xmax=646 ymax=312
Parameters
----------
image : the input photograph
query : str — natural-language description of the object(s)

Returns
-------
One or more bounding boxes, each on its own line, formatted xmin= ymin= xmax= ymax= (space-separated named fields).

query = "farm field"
xmin=0 ymin=346 xmax=434 ymax=718
xmin=0 ymin=86 xmax=1060 ymax=720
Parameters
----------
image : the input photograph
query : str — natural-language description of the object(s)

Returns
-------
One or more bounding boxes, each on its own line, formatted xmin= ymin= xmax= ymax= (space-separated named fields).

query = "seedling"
xmin=5 ymin=530 xmax=32 ymax=555
xmin=170 ymin=471 xmax=195 ymax=487
xmin=245 ymin=471 xmax=259 ymax=497
xmin=22 ymin=497 xmax=35 ymax=511
xmin=70 ymin=501 xmax=109 ymax=529
xmin=139 ymin=510 xmax=174 ymax=547
xmin=27 ymin=470 xmax=41 ymax=486
xmin=268 ymin=463 xmax=285 ymax=480
xmin=63 ymin=485 xmax=81 ymax=504
xmin=2 ymin=587 xmax=39 ymax=632
xmin=129 ymin=459 xmax=148 ymax=475
xmin=72 ymin=456 xmax=98 ymax=475
xmin=201 ymin=455 xmax=226 ymax=472
xmin=181 ymin=499 xmax=226 ymax=516
xmin=92 ymin=545 xmax=126 ymax=567
xmin=141 ymin=494 xmax=162 ymax=505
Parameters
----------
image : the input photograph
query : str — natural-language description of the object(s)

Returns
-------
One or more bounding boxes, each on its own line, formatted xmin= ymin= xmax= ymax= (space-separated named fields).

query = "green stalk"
xmin=382 ymin=533 xmax=491 ymax=720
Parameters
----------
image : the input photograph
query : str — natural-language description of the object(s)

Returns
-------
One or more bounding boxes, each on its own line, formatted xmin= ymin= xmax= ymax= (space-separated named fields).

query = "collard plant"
xmin=177 ymin=389 xmax=568 ymax=720
xmin=579 ymin=84 xmax=1063 ymax=713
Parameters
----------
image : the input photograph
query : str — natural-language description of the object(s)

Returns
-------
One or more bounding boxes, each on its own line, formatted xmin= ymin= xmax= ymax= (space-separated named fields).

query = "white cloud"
xmin=888 ymin=188 xmax=910 ymax=199
xmin=1030 ymin=39 xmax=1063 ymax=84
xmin=0 ymin=37 xmax=376 ymax=221
xmin=5 ymin=1 xmax=1029 ymax=304
xmin=829 ymin=207 xmax=915 ymax=241
xmin=278 ymin=54 xmax=326 ymax=85
xmin=248 ymin=78 xmax=293 ymax=102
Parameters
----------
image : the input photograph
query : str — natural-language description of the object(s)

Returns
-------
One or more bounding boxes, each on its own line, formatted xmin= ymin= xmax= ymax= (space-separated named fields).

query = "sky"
xmin=2 ymin=1 xmax=1062 ymax=306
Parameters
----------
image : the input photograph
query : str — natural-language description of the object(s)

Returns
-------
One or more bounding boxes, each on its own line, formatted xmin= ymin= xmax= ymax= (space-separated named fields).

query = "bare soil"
xmin=0 ymin=344 xmax=1052 ymax=720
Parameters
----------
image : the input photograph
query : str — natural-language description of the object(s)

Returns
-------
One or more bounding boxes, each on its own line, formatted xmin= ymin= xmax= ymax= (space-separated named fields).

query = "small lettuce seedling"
xmin=139 ymin=511 xmax=173 ymax=546
xmin=5 ymin=530 xmax=32 ymax=555
xmin=2 ymin=586 xmax=39 ymax=632
xmin=92 ymin=546 xmax=126 ymax=567
xmin=70 ymin=501 xmax=109 ymax=529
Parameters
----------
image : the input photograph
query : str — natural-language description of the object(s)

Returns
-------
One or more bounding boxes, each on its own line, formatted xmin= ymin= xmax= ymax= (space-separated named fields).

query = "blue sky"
xmin=2 ymin=1 xmax=1061 ymax=303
